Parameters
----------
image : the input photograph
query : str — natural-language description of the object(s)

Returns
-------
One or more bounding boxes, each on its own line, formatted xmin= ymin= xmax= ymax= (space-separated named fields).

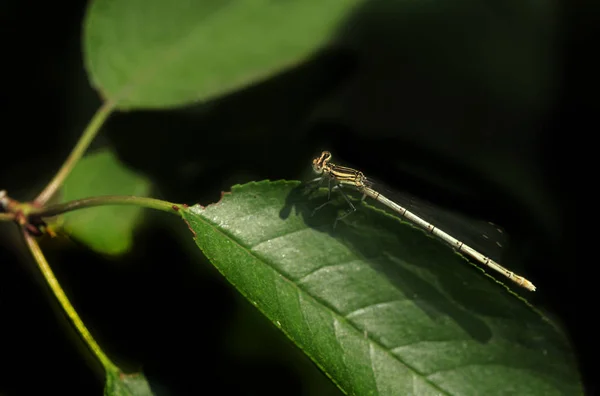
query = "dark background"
xmin=0 ymin=0 xmax=592 ymax=395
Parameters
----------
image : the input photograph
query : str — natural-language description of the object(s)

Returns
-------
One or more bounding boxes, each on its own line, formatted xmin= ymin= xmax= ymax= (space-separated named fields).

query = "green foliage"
xmin=1 ymin=1 xmax=576 ymax=394
xmin=181 ymin=181 xmax=581 ymax=395
xmin=104 ymin=370 xmax=153 ymax=396
xmin=61 ymin=149 xmax=151 ymax=255
xmin=84 ymin=0 xmax=361 ymax=109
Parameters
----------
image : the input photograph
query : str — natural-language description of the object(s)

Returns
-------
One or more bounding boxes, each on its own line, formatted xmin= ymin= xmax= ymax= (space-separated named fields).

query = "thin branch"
xmin=29 ymin=195 xmax=183 ymax=218
xmin=35 ymin=101 xmax=115 ymax=205
xmin=23 ymin=232 xmax=118 ymax=372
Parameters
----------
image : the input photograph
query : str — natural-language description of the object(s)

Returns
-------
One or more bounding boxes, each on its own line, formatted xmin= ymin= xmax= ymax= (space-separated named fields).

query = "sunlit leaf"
xmin=181 ymin=180 xmax=582 ymax=395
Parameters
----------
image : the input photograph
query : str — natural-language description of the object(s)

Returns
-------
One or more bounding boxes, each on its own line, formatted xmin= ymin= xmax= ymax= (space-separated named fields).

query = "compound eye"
xmin=312 ymin=151 xmax=332 ymax=174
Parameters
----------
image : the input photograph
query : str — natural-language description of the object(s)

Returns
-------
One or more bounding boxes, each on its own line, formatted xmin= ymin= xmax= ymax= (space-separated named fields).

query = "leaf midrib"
xmin=185 ymin=204 xmax=450 ymax=395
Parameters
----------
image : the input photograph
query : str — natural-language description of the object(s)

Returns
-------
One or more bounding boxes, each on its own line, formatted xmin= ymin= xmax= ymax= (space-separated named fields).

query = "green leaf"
xmin=61 ymin=149 xmax=151 ymax=255
xmin=104 ymin=369 xmax=154 ymax=396
xmin=181 ymin=181 xmax=582 ymax=395
xmin=83 ymin=0 xmax=361 ymax=110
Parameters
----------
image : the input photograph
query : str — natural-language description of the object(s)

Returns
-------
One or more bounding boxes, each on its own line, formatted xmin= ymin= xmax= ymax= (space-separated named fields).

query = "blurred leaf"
xmin=61 ymin=149 xmax=151 ymax=255
xmin=83 ymin=0 xmax=361 ymax=110
xmin=104 ymin=369 xmax=153 ymax=396
xmin=181 ymin=181 xmax=581 ymax=395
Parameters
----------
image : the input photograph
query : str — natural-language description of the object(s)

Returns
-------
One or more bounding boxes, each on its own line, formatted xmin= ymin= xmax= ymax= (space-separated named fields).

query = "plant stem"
xmin=35 ymin=101 xmax=115 ymax=205
xmin=23 ymin=232 xmax=119 ymax=372
xmin=29 ymin=195 xmax=183 ymax=218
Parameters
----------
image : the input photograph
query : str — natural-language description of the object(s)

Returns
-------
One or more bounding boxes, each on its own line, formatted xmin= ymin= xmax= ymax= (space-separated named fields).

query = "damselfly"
xmin=308 ymin=151 xmax=536 ymax=291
